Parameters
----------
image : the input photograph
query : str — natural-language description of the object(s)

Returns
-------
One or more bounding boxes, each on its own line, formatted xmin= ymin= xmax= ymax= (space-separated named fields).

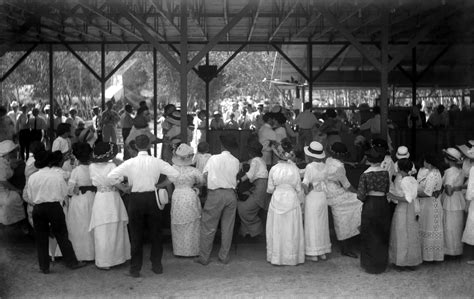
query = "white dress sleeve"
xmin=467 ymin=167 xmax=474 ymax=201
xmin=400 ymin=176 xmax=418 ymax=203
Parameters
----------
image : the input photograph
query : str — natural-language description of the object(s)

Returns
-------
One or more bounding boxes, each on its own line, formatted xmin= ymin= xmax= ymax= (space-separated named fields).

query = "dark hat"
xmin=197 ymin=141 xmax=210 ymax=154
xmin=329 ymin=142 xmax=349 ymax=158
xmin=365 ymin=147 xmax=385 ymax=164
xmin=72 ymin=142 xmax=92 ymax=164
xmin=220 ymin=134 xmax=238 ymax=150
xmin=325 ymin=108 xmax=337 ymax=118
xmin=91 ymin=142 xmax=118 ymax=163
xmin=34 ymin=150 xmax=50 ymax=169
xmin=56 ymin=123 xmax=71 ymax=136
xmin=49 ymin=151 xmax=64 ymax=167
xmin=247 ymin=140 xmax=263 ymax=157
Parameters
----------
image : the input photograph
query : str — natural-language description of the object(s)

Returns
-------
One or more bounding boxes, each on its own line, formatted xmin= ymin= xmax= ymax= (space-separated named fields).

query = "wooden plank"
xmin=61 ymin=41 xmax=101 ymax=81
xmin=217 ymin=43 xmax=248 ymax=75
xmin=417 ymin=44 xmax=452 ymax=81
xmin=380 ymin=8 xmax=389 ymax=139
xmin=149 ymin=0 xmax=181 ymax=34
xmin=247 ymin=0 xmax=263 ymax=42
xmin=49 ymin=44 xmax=54 ymax=147
xmin=318 ymin=5 xmax=382 ymax=72
xmin=269 ymin=0 xmax=300 ymax=42
xmin=186 ymin=2 xmax=254 ymax=72
xmin=105 ymin=43 xmax=141 ymax=81
xmin=0 ymin=44 xmax=37 ymax=82
xmin=101 ymin=43 xmax=106 ymax=110
xmin=168 ymin=44 xmax=200 ymax=76
xmin=311 ymin=43 xmax=349 ymax=83
xmin=118 ymin=5 xmax=181 ymax=71
xmin=180 ymin=0 xmax=188 ymax=143
xmin=272 ymin=44 xmax=309 ymax=82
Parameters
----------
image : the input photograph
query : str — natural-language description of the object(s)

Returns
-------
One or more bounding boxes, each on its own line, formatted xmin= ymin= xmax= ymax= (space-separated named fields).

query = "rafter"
xmin=224 ymin=0 xmax=229 ymax=42
xmin=269 ymin=0 xmax=300 ymax=42
xmin=148 ymin=0 xmax=181 ymax=34
xmin=186 ymin=2 xmax=255 ymax=72
xmin=0 ymin=44 xmax=38 ymax=82
xmin=293 ymin=12 xmax=321 ymax=39
xmin=272 ymin=44 xmax=309 ymax=82
xmin=311 ymin=43 xmax=349 ymax=82
xmin=247 ymin=0 xmax=263 ymax=42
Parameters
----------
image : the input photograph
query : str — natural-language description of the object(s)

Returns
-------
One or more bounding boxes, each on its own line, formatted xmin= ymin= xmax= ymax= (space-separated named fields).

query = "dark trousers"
xmin=30 ymin=129 xmax=42 ymax=142
xmin=32 ymin=202 xmax=78 ymax=271
xmin=18 ymin=129 xmax=30 ymax=160
xmin=128 ymin=191 xmax=163 ymax=273
xmin=122 ymin=128 xmax=132 ymax=160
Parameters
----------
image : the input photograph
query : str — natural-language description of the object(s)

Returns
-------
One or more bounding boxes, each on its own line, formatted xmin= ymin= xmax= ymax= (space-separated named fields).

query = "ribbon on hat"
xmin=307 ymin=147 xmax=324 ymax=155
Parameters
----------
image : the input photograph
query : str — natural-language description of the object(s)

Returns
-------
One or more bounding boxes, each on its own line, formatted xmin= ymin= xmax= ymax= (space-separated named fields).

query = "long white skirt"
xmin=266 ymin=190 xmax=305 ymax=266
xmin=304 ymin=190 xmax=331 ymax=256
xmin=93 ymin=222 xmax=130 ymax=267
xmin=66 ymin=191 xmax=95 ymax=261
xmin=462 ymin=201 xmax=474 ymax=245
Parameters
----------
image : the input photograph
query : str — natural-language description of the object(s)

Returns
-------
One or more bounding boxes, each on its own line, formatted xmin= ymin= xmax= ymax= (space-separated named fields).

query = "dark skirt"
xmin=360 ymin=195 xmax=391 ymax=274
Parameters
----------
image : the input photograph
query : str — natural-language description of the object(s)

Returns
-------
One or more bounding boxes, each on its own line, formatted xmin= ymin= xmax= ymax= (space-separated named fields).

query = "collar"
xmin=138 ymin=151 xmax=149 ymax=156
xmin=364 ymin=165 xmax=384 ymax=174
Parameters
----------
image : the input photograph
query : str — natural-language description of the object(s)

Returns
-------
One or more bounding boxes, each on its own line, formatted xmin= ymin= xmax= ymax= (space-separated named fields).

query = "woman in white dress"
xmin=458 ymin=141 xmax=474 ymax=264
xmin=266 ymin=139 xmax=305 ymax=266
xmin=169 ymin=143 xmax=204 ymax=257
xmin=66 ymin=142 xmax=95 ymax=261
xmin=89 ymin=142 xmax=130 ymax=269
xmin=302 ymin=141 xmax=331 ymax=261
xmin=325 ymin=142 xmax=362 ymax=258
xmin=441 ymin=148 xmax=466 ymax=257
xmin=417 ymin=153 xmax=444 ymax=262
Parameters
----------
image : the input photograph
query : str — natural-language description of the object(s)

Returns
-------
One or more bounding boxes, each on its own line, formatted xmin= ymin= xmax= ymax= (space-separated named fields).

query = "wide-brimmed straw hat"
xmin=443 ymin=147 xmax=463 ymax=164
xmin=172 ymin=143 xmax=194 ymax=166
xmin=329 ymin=142 xmax=348 ymax=158
xmin=304 ymin=141 xmax=326 ymax=160
xmin=365 ymin=147 xmax=385 ymax=164
xmin=220 ymin=134 xmax=238 ymax=150
xmin=0 ymin=140 xmax=18 ymax=156
xmin=91 ymin=142 xmax=118 ymax=163
xmin=168 ymin=110 xmax=181 ymax=126
xmin=456 ymin=140 xmax=474 ymax=160
xmin=78 ymin=127 xmax=96 ymax=144
xmin=273 ymin=138 xmax=295 ymax=161
xmin=396 ymin=146 xmax=410 ymax=160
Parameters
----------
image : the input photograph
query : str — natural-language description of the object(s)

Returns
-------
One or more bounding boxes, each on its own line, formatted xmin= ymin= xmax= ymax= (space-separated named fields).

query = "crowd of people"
xmin=1 ymin=97 xmax=473 ymax=279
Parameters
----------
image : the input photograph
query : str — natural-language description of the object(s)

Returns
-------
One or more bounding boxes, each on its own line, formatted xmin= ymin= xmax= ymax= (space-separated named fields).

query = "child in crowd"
xmin=237 ymin=139 xmax=269 ymax=238
xmin=388 ymin=158 xmax=422 ymax=270
xmin=302 ymin=141 xmax=331 ymax=261
xmin=441 ymin=147 xmax=465 ymax=257
xmin=193 ymin=141 xmax=211 ymax=173
xmin=169 ymin=143 xmax=204 ymax=257
xmin=66 ymin=142 xmax=95 ymax=262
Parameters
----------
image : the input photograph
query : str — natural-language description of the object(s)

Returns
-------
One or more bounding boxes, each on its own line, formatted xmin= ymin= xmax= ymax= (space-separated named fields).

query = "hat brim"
xmin=396 ymin=153 xmax=410 ymax=160
xmin=442 ymin=149 xmax=463 ymax=164
xmin=91 ymin=144 xmax=118 ymax=163
xmin=0 ymin=142 xmax=18 ymax=156
xmin=172 ymin=156 xmax=193 ymax=166
xmin=328 ymin=147 xmax=348 ymax=158
xmin=304 ymin=146 xmax=326 ymax=159
xmin=456 ymin=144 xmax=474 ymax=160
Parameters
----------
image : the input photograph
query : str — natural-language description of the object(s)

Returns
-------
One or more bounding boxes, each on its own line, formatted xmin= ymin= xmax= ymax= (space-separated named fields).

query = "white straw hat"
xmin=396 ymin=146 xmax=410 ymax=160
xmin=456 ymin=140 xmax=474 ymax=160
xmin=304 ymin=141 xmax=326 ymax=159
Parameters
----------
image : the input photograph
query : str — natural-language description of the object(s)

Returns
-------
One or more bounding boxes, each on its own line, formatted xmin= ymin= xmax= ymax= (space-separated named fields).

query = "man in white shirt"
xmin=27 ymin=151 xmax=86 ymax=274
xmin=7 ymin=101 xmax=19 ymax=130
xmin=120 ymin=104 xmax=134 ymax=160
xmin=195 ymin=135 xmax=240 ymax=265
xmin=295 ymin=102 xmax=320 ymax=150
xmin=258 ymin=113 xmax=277 ymax=167
xmin=107 ymin=134 xmax=178 ymax=278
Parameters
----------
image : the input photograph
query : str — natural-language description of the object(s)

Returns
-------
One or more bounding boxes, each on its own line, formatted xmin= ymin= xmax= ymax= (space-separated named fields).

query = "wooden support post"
xmin=153 ymin=48 xmax=158 ymax=157
xmin=0 ymin=44 xmax=38 ymax=82
xmin=307 ymin=39 xmax=313 ymax=104
xmin=411 ymin=47 xmax=417 ymax=157
xmin=101 ymin=43 xmax=105 ymax=110
xmin=49 ymin=44 xmax=54 ymax=147
xmin=180 ymin=0 xmax=188 ymax=143
xmin=205 ymin=53 xmax=210 ymax=143
xmin=380 ymin=9 xmax=389 ymax=140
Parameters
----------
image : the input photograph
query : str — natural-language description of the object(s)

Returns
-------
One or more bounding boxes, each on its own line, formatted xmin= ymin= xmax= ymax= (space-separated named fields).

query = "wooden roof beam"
xmin=417 ymin=44 xmax=452 ymax=81
xmin=271 ymin=44 xmax=309 ymax=82
xmin=0 ymin=15 xmax=37 ymax=57
xmin=318 ymin=4 xmax=382 ymax=71
xmin=311 ymin=43 xmax=350 ymax=83
xmin=61 ymin=41 xmax=101 ymax=81
xmin=79 ymin=1 xmax=143 ymax=41
xmin=269 ymin=0 xmax=300 ymax=42
xmin=224 ymin=0 xmax=229 ymax=42
xmin=117 ymin=4 xmax=180 ymax=71
xmin=0 ymin=43 xmax=37 ymax=82
xmin=293 ymin=12 xmax=321 ymax=39
xmin=247 ymin=0 xmax=263 ymax=42
xmin=105 ymin=44 xmax=141 ymax=81
xmin=149 ymin=0 xmax=181 ymax=34
xmin=186 ymin=2 xmax=254 ymax=72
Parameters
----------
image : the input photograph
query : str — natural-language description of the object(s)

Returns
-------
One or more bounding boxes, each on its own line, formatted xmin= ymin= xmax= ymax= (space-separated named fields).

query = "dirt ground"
xmin=1 ymin=225 xmax=473 ymax=298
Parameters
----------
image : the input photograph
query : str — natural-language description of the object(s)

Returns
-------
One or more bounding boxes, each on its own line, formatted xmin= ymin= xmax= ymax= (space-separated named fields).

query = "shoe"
xmin=152 ymin=266 xmax=163 ymax=274
xmin=218 ymin=256 xmax=230 ymax=264
xmin=194 ymin=257 xmax=210 ymax=265
xmin=306 ymin=255 xmax=318 ymax=262
xmin=40 ymin=269 xmax=50 ymax=274
xmin=320 ymin=254 xmax=327 ymax=260
xmin=69 ymin=261 xmax=87 ymax=270
xmin=128 ymin=271 xmax=140 ymax=278
xmin=341 ymin=250 xmax=358 ymax=259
